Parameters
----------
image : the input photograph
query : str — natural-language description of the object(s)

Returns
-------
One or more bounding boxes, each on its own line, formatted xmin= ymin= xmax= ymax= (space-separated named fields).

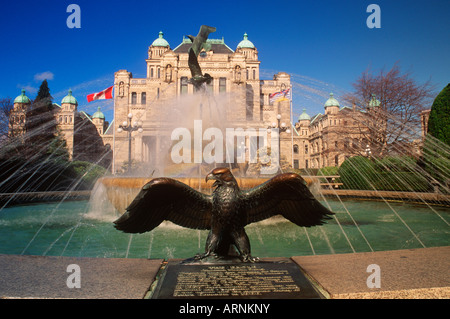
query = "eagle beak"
xmin=205 ymin=173 xmax=216 ymax=183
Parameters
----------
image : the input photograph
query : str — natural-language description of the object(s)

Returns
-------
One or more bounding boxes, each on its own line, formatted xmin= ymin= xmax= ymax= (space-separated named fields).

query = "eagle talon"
xmin=194 ymin=252 xmax=218 ymax=260
xmin=241 ymin=254 xmax=260 ymax=263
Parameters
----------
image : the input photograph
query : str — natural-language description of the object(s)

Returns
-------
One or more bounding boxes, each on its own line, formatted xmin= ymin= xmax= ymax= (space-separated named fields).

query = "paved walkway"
xmin=292 ymin=246 xmax=450 ymax=298
xmin=0 ymin=255 xmax=163 ymax=299
xmin=0 ymin=246 xmax=448 ymax=299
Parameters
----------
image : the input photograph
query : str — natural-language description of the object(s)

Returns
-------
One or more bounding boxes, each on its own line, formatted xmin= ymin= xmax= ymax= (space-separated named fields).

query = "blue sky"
xmin=1 ymin=0 xmax=449 ymax=122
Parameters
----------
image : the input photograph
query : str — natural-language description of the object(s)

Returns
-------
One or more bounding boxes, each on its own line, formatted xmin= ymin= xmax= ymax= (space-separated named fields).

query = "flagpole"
xmin=290 ymin=84 xmax=294 ymax=168
xmin=112 ymin=85 xmax=116 ymax=174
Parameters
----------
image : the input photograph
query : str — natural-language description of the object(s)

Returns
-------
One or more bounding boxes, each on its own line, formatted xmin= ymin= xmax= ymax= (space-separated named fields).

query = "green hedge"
xmin=372 ymin=172 xmax=431 ymax=192
xmin=317 ymin=166 xmax=339 ymax=176
xmin=338 ymin=156 xmax=432 ymax=192
xmin=69 ymin=161 xmax=107 ymax=188
xmin=338 ymin=156 xmax=377 ymax=190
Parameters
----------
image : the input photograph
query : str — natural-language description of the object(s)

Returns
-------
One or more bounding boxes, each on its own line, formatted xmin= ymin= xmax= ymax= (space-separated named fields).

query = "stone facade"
xmin=292 ymin=95 xmax=373 ymax=170
xmin=10 ymin=31 xmax=401 ymax=175
xmin=111 ymin=31 xmax=390 ymax=175
xmin=8 ymin=89 xmax=112 ymax=166
xmin=112 ymin=32 xmax=292 ymax=174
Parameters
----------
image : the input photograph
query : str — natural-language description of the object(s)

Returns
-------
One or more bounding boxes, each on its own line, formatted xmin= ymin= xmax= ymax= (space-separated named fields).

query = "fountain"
xmin=90 ymin=25 xmax=448 ymax=263
xmin=0 ymin=44 xmax=448 ymax=261
xmin=0 ymin=25 xmax=449 ymax=300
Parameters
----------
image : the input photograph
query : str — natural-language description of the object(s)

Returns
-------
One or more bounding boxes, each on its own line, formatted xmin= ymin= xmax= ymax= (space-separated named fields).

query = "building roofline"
xmin=79 ymin=111 xmax=94 ymax=124
xmin=173 ymin=37 xmax=234 ymax=53
xmin=104 ymin=119 xmax=115 ymax=135
xmin=310 ymin=113 xmax=323 ymax=125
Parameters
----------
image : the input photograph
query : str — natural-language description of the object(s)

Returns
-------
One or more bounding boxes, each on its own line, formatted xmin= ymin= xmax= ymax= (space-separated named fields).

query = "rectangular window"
xmin=180 ymin=77 xmax=188 ymax=95
xmin=207 ymin=78 xmax=214 ymax=93
xmin=131 ymin=92 xmax=137 ymax=104
xmin=219 ymin=77 xmax=226 ymax=93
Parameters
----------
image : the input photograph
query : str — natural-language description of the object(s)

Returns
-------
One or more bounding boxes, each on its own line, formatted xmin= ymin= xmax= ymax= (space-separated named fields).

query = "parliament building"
xmin=10 ymin=30 xmax=386 ymax=175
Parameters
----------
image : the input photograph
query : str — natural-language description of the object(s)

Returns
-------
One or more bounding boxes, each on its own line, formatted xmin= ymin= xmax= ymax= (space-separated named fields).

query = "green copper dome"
xmin=61 ymin=89 xmax=78 ymax=105
xmin=298 ymin=108 xmax=311 ymax=121
xmin=324 ymin=92 xmax=340 ymax=107
xmin=237 ymin=33 xmax=255 ymax=49
xmin=151 ymin=31 xmax=170 ymax=47
xmin=92 ymin=107 xmax=105 ymax=119
xmin=368 ymin=93 xmax=381 ymax=108
xmin=14 ymin=89 xmax=31 ymax=104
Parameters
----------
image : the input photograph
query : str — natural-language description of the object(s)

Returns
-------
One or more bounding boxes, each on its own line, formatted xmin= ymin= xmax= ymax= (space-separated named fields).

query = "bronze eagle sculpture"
xmin=114 ymin=167 xmax=334 ymax=262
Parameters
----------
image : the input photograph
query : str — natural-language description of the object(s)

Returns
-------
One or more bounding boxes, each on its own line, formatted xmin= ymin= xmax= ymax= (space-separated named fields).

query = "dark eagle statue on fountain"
xmin=114 ymin=168 xmax=334 ymax=262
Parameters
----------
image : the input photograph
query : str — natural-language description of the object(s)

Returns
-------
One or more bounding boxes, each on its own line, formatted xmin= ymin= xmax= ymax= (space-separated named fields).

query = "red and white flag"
xmin=87 ymin=86 xmax=113 ymax=102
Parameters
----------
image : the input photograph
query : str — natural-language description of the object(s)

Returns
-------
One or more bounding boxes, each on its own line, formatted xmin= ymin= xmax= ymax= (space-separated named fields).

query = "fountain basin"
xmin=97 ymin=176 xmax=316 ymax=213
xmin=0 ymin=198 xmax=448 ymax=259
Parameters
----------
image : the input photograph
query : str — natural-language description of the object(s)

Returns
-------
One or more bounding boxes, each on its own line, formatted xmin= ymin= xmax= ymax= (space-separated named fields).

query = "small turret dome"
xmin=92 ymin=106 xmax=105 ymax=119
xmin=237 ymin=33 xmax=255 ymax=49
xmin=298 ymin=108 xmax=311 ymax=121
xmin=151 ymin=31 xmax=170 ymax=47
xmin=368 ymin=93 xmax=381 ymax=108
xmin=324 ymin=93 xmax=340 ymax=107
xmin=14 ymin=89 xmax=31 ymax=104
xmin=61 ymin=89 xmax=78 ymax=105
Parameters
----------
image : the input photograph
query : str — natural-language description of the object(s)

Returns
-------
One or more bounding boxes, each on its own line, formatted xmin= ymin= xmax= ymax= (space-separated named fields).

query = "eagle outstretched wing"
xmin=113 ymin=178 xmax=213 ymax=233
xmin=241 ymin=173 xmax=334 ymax=227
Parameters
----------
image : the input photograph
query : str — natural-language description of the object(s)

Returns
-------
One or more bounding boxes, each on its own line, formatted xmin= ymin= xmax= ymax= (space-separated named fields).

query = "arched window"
xmin=293 ymin=144 xmax=299 ymax=154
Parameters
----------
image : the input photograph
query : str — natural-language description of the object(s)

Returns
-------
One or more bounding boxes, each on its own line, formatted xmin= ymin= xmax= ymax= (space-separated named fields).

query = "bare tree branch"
xmin=341 ymin=64 xmax=435 ymax=158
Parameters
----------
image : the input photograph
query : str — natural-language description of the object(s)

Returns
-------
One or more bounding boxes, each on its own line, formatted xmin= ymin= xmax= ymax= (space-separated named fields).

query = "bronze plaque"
xmin=151 ymin=260 xmax=323 ymax=299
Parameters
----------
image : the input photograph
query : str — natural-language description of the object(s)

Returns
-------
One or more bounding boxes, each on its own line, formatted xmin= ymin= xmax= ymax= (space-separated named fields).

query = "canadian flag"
xmin=87 ymin=86 xmax=113 ymax=102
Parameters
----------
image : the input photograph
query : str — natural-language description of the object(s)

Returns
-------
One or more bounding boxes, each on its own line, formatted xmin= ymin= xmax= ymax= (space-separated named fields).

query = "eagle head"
xmin=205 ymin=167 xmax=237 ymax=188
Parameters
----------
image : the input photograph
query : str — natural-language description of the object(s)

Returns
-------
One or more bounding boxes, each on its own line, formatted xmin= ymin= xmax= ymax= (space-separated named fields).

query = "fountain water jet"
xmin=0 ymin=32 xmax=448 ymax=260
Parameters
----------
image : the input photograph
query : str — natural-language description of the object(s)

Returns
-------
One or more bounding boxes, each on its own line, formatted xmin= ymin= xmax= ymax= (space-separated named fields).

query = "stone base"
xmin=150 ymin=258 xmax=323 ymax=299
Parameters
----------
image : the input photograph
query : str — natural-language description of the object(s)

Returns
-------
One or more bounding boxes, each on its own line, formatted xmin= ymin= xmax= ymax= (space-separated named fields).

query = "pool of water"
xmin=0 ymin=199 xmax=448 ymax=259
